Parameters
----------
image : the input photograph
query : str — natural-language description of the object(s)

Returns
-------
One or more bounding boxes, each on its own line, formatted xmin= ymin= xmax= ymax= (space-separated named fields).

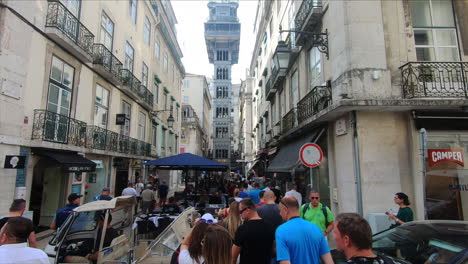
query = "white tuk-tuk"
xmin=44 ymin=196 xmax=137 ymax=264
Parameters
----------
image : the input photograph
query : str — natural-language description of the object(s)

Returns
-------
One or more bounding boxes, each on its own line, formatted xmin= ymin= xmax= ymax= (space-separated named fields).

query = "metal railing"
xmin=92 ymin=44 xmax=123 ymax=80
xmin=265 ymin=77 xmax=272 ymax=97
xmin=45 ymin=0 xmax=94 ymax=55
xmin=295 ymin=0 xmax=323 ymax=32
xmin=282 ymin=108 xmax=297 ymax=134
xmin=120 ymin=69 xmax=142 ymax=95
xmin=86 ymin=125 xmax=108 ymax=150
xmin=32 ymin=109 xmax=87 ymax=146
xmin=297 ymin=85 xmax=332 ymax=124
xmin=138 ymin=85 xmax=154 ymax=107
xmin=400 ymin=62 xmax=468 ymax=99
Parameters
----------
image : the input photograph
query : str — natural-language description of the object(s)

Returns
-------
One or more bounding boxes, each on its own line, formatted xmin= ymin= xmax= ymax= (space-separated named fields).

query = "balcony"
xmin=92 ymin=44 xmax=123 ymax=86
xmin=294 ymin=0 xmax=323 ymax=44
xmin=297 ymin=85 xmax=332 ymax=124
xmin=272 ymin=121 xmax=281 ymax=139
xmin=137 ymin=84 xmax=154 ymax=111
xmin=32 ymin=110 xmax=151 ymax=157
xmin=32 ymin=109 xmax=87 ymax=147
xmin=204 ymin=23 xmax=241 ymax=40
xmin=400 ymin=62 xmax=468 ymax=99
xmin=45 ymin=0 xmax=94 ymax=62
xmin=265 ymin=77 xmax=273 ymax=101
xmin=282 ymin=108 xmax=297 ymax=135
xmin=119 ymin=69 xmax=148 ymax=104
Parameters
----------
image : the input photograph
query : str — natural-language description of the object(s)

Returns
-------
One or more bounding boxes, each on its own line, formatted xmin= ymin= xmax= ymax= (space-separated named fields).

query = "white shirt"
xmin=0 ymin=243 xmax=49 ymax=264
xmin=285 ymin=189 xmax=302 ymax=206
xmin=122 ymin=187 xmax=138 ymax=197
xmin=179 ymin=249 xmax=204 ymax=264
xmin=135 ymin=182 xmax=144 ymax=196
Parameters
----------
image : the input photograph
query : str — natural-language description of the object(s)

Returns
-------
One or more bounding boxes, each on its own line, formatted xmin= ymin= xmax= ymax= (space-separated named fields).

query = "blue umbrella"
xmin=141 ymin=153 xmax=227 ymax=171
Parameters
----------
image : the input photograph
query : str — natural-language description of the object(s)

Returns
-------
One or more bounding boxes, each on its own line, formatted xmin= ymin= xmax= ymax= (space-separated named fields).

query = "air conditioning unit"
xmin=365 ymin=213 xmax=393 ymax=234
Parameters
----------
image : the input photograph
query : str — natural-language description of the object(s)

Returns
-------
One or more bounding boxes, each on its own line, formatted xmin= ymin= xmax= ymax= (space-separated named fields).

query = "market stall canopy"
xmin=140 ymin=153 xmax=227 ymax=171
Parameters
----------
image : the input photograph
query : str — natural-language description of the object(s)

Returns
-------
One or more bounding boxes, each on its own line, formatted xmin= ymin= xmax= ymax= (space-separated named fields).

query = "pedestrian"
xmin=0 ymin=217 xmax=49 ymax=264
xmin=179 ymin=222 xmax=210 ymax=264
xmin=50 ymin=193 xmax=82 ymax=230
xmin=141 ymin=184 xmax=156 ymax=214
xmin=334 ymin=213 xmax=396 ymax=264
xmin=257 ymin=191 xmax=283 ymax=231
xmin=385 ymin=192 xmax=414 ymax=228
xmin=202 ymin=225 xmax=232 ymax=264
xmin=222 ymin=201 xmax=241 ymax=239
xmin=94 ymin=187 xmax=113 ymax=201
xmin=276 ymin=196 xmax=333 ymax=264
xmin=239 ymin=184 xmax=249 ymax=198
xmin=299 ymin=190 xmax=334 ymax=238
xmin=284 ymin=184 xmax=302 ymax=206
xmin=122 ymin=182 xmax=138 ymax=197
xmin=248 ymin=183 xmax=261 ymax=205
xmin=0 ymin=199 xmax=37 ymax=248
xmin=158 ymin=181 xmax=169 ymax=207
xmin=135 ymin=178 xmax=145 ymax=204
xmin=233 ymin=188 xmax=242 ymax=202
xmin=232 ymin=198 xmax=275 ymax=264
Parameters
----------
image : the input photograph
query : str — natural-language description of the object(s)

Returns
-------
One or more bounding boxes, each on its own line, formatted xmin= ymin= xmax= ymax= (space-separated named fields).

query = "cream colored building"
xmin=251 ymin=0 xmax=468 ymax=226
xmin=0 ymin=0 xmax=184 ymax=225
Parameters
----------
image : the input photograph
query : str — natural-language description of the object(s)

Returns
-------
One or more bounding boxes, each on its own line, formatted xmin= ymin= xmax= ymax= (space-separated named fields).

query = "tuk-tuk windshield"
xmin=69 ymin=211 xmax=99 ymax=233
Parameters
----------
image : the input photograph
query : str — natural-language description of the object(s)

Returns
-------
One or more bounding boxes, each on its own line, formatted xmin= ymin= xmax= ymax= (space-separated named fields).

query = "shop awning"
xmin=33 ymin=149 xmax=96 ymax=172
xmin=266 ymin=127 xmax=325 ymax=173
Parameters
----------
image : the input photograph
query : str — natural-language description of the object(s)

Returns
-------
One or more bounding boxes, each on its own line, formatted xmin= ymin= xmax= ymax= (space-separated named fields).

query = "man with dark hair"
xmin=232 ymin=198 xmax=275 ymax=264
xmin=51 ymin=193 xmax=82 ymax=230
xmin=334 ymin=213 xmax=395 ymax=264
xmin=0 ymin=199 xmax=36 ymax=248
xmin=0 ymin=217 xmax=48 ymax=263
xmin=276 ymin=196 xmax=333 ymax=264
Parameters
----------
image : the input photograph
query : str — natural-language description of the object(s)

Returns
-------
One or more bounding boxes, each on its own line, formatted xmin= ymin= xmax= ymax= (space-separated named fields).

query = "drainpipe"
xmin=351 ymin=111 xmax=364 ymax=215
xmin=419 ymin=128 xmax=428 ymax=219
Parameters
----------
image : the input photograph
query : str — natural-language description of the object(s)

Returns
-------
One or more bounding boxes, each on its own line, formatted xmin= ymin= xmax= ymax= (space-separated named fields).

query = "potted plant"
xmin=122 ymin=76 xmax=131 ymax=86
xmin=94 ymin=53 xmax=104 ymax=64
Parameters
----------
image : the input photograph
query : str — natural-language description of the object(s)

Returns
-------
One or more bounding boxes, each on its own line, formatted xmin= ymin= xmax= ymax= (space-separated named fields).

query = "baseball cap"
xmin=200 ymin=213 xmax=218 ymax=224
xmin=68 ymin=193 xmax=83 ymax=203
xmin=102 ymin=187 xmax=110 ymax=192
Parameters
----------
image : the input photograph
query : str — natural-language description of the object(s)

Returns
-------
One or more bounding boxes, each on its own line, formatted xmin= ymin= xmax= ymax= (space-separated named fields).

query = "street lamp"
xmin=150 ymin=105 xmax=175 ymax=129
xmin=272 ymin=41 xmax=291 ymax=71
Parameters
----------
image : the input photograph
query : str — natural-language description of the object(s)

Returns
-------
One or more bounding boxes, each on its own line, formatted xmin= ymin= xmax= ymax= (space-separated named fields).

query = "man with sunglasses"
xmin=299 ymin=191 xmax=334 ymax=238
xmin=277 ymin=196 xmax=333 ymax=264
xmin=232 ymin=198 xmax=275 ymax=264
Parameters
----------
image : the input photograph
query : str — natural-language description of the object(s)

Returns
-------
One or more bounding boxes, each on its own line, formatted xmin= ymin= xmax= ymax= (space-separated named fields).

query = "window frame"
xmin=144 ymin=16 xmax=151 ymax=46
xmin=94 ymin=84 xmax=110 ymax=128
xmin=100 ymin=11 xmax=114 ymax=51
xmin=129 ymin=0 xmax=137 ymax=24
xmin=125 ymin=42 xmax=135 ymax=72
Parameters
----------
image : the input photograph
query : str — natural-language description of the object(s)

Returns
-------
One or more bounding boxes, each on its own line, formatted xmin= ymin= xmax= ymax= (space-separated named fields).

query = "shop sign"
xmin=4 ymin=155 xmax=26 ymax=169
xmin=116 ymin=114 xmax=126 ymax=125
xmin=428 ymin=149 xmax=464 ymax=167
xmin=66 ymin=166 xmax=95 ymax=172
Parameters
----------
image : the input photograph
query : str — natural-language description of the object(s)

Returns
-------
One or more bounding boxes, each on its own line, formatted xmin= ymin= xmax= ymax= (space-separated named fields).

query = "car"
xmin=332 ymin=220 xmax=468 ymax=264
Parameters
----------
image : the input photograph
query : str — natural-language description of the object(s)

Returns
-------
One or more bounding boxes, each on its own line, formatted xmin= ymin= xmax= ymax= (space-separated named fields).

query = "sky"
xmin=171 ymin=0 xmax=258 ymax=83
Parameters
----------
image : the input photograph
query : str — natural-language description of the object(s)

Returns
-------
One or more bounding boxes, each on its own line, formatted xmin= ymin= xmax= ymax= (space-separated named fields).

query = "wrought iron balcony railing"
xmin=295 ymin=0 xmax=323 ymax=32
xmin=297 ymin=85 xmax=332 ymax=124
xmin=265 ymin=77 xmax=272 ymax=99
xmin=282 ymin=108 xmax=297 ymax=135
xmin=45 ymin=0 xmax=94 ymax=56
xmin=120 ymin=69 xmax=144 ymax=100
xmin=32 ymin=109 xmax=87 ymax=146
xmin=137 ymin=84 xmax=154 ymax=108
xmin=86 ymin=125 xmax=108 ymax=150
xmin=400 ymin=62 xmax=468 ymax=99
xmin=92 ymin=44 xmax=123 ymax=81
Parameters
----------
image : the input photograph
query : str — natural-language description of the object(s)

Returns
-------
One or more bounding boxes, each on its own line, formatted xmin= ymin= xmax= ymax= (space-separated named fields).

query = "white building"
xmin=0 ymin=0 xmax=184 ymax=225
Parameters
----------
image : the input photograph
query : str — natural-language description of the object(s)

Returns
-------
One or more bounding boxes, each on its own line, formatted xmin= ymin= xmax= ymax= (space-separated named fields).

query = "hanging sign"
xmin=428 ymin=149 xmax=464 ymax=167
xmin=299 ymin=143 xmax=323 ymax=168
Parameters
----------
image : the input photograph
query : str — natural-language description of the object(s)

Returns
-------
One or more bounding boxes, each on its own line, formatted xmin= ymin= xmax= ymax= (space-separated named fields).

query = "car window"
xmin=69 ymin=211 xmax=99 ymax=233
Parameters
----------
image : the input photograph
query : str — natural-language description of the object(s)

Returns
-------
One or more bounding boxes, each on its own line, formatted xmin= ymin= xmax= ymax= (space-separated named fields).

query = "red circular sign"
xmin=299 ymin=143 xmax=323 ymax=168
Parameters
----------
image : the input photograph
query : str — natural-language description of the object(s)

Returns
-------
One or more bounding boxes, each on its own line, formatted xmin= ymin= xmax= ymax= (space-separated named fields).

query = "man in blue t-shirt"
xmin=248 ymin=183 xmax=261 ymax=205
xmin=276 ymin=196 xmax=333 ymax=264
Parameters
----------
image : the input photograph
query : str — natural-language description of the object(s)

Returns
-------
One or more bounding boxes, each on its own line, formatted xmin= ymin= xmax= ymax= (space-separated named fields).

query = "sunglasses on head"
xmin=310 ymin=197 xmax=320 ymax=200
xmin=199 ymin=218 xmax=215 ymax=224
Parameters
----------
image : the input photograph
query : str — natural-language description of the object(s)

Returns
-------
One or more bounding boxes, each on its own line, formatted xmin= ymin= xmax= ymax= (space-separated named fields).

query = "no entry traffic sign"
xmin=299 ymin=143 xmax=323 ymax=168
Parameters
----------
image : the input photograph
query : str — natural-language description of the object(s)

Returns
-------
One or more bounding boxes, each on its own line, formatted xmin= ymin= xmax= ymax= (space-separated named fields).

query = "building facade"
xmin=180 ymin=105 xmax=206 ymax=157
xmin=237 ymin=74 xmax=255 ymax=176
xmin=204 ymin=0 xmax=240 ymax=168
xmin=251 ymin=0 xmax=468 ymax=224
xmin=0 ymin=0 xmax=184 ymax=225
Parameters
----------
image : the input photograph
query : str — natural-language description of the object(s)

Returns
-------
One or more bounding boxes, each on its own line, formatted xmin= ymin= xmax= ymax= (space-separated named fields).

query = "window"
xmin=100 ymin=12 xmax=114 ymax=51
xmin=62 ymin=0 xmax=80 ymax=18
xmin=172 ymin=64 xmax=175 ymax=82
xmin=161 ymin=128 xmax=166 ymax=153
xmin=142 ymin=63 xmax=148 ymax=87
xmin=153 ymin=81 xmax=159 ymax=105
xmin=94 ymin=84 xmax=109 ymax=128
xmin=290 ymin=70 xmax=299 ymax=108
xmin=183 ymin=80 xmax=189 ymax=88
xmin=280 ymin=90 xmax=285 ymax=117
xmin=138 ymin=111 xmax=146 ymax=141
xmin=125 ymin=42 xmax=134 ymax=72
xmin=183 ymin=96 xmax=189 ymax=103
xmin=164 ymin=93 xmax=168 ymax=109
xmin=410 ymin=0 xmax=459 ymax=61
xmin=48 ymin=56 xmax=74 ymax=116
xmin=271 ymin=101 xmax=276 ymax=125
xmin=154 ymin=35 xmax=160 ymax=59
xmin=129 ymin=0 xmax=137 ymax=24
xmin=216 ymin=50 xmax=229 ymax=61
xmin=152 ymin=124 xmax=157 ymax=146
xmin=121 ymin=101 xmax=131 ymax=136
xmin=163 ymin=53 xmax=168 ymax=72
xmin=144 ymin=16 xmax=151 ymax=45
xmin=309 ymin=47 xmax=322 ymax=90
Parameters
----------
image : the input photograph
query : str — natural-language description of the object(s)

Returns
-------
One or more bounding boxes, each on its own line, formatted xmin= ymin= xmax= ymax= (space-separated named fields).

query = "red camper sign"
xmin=428 ymin=149 xmax=465 ymax=167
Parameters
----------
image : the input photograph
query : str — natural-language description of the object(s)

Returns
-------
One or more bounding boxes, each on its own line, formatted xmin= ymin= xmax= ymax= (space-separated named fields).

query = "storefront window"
xmin=425 ymin=134 xmax=467 ymax=220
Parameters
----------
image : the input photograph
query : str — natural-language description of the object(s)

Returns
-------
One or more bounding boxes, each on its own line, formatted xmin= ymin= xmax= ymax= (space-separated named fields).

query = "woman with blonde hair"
xmin=233 ymin=188 xmax=242 ymax=202
xmin=202 ymin=225 xmax=232 ymax=264
xmin=222 ymin=201 xmax=242 ymax=239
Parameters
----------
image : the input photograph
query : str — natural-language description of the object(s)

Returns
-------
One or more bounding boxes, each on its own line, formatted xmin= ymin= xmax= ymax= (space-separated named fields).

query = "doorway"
xmin=115 ymin=170 xmax=129 ymax=196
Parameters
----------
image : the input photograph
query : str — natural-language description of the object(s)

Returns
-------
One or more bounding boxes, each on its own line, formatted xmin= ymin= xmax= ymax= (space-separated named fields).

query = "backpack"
xmin=301 ymin=203 xmax=330 ymax=228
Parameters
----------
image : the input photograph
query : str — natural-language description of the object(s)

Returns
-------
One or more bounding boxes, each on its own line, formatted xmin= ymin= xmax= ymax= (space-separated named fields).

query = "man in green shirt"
xmin=300 ymin=191 xmax=335 ymax=237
